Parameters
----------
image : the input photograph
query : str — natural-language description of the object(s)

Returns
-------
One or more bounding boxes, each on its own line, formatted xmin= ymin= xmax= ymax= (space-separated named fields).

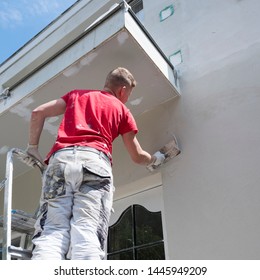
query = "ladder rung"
xmin=8 ymin=245 xmax=32 ymax=260
xmin=0 ymin=209 xmax=36 ymax=234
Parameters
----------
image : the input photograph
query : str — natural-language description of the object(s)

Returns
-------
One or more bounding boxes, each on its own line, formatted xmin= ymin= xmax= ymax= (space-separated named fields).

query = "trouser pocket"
xmin=80 ymin=161 xmax=112 ymax=193
xmin=43 ymin=162 xmax=66 ymax=199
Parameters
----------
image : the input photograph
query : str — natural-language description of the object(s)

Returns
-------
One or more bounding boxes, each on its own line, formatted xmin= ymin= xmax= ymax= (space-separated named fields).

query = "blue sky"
xmin=0 ymin=0 xmax=77 ymax=64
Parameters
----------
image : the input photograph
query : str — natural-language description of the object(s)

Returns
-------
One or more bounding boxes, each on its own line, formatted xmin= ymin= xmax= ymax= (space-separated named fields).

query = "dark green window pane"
xmin=107 ymin=204 xmax=165 ymax=260
xmin=107 ymin=249 xmax=134 ymax=260
xmin=134 ymin=205 xmax=163 ymax=245
xmin=136 ymin=243 xmax=165 ymax=260
xmin=108 ymin=207 xmax=133 ymax=252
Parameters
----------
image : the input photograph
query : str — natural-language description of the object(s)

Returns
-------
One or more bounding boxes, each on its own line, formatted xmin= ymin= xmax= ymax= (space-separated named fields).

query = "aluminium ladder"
xmin=0 ymin=148 xmax=43 ymax=260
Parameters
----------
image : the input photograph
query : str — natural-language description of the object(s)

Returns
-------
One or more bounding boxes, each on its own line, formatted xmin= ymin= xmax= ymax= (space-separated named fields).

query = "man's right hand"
xmin=146 ymin=135 xmax=181 ymax=172
xmin=25 ymin=145 xmax=46 ymax=169
xmin=146 ymin=151 xmax=166 ymax=171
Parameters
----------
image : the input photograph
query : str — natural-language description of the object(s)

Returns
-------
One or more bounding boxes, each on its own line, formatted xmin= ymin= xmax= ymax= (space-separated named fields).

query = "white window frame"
xmin=109 ymin=173 xmax=169 ymax=259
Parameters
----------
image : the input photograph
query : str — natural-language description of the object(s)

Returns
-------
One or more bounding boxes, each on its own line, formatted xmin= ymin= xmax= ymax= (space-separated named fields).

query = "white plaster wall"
xmin=113 ymin=0 xmax=260 ymax=259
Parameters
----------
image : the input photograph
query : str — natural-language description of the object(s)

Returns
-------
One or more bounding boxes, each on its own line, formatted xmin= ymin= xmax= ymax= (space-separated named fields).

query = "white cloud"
xmin=0 ymin=0 xmax=74 ymax=28
xmin=0 ymin=5 xmax=23 ymax=28
xmin=26 ymin=0 xmax=60 ymax=16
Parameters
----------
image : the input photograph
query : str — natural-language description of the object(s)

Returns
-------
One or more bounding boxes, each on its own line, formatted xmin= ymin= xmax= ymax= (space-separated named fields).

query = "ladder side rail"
xmin=2 ymin=148 xmax=16 ymax=260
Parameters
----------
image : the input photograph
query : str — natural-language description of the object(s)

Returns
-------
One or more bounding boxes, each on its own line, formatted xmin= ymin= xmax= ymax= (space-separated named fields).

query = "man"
xmin=26 ymin=67 xmax=178 ymax=259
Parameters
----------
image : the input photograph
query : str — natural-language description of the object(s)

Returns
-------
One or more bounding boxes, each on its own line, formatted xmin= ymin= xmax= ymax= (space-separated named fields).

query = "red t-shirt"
xmin=45 ymin=90 xmax=138 ymax=164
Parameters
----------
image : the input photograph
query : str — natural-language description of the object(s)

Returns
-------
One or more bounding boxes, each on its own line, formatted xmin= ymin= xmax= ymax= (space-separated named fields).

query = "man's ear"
xmin=120 ymin=86 xmax=127 ymax=97
xmin=116 ymin=86 xmax=123 ymax=99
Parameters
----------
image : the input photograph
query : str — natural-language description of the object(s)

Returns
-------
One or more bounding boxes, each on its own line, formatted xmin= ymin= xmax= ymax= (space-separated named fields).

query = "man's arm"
xmin=29 ymin=98 xmax=66 ymax=145
xmin=26 ymin=98 xmax=66 ymax=164
xmin=122 ymin=131 xmax=154 ymax=165
xmin=122 ymin=131 xmax=179 ymax=171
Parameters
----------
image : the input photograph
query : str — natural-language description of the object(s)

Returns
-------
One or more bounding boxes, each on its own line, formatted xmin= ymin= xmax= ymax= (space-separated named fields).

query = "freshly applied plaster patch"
xmin=80 ymin=52 xmax=98 ymax=66
xmin=117 ymin=31 xmax=129 ymax=45
xmin=62 ymin=64 xmax=81 ymax=77
xmin=10 ymin=97 xmax=34 ymax=121
xmin=0 ymin=145 xmax=9 ymax=155
xmin=10 ymin=97 xmax=58 ymax=136
xmin=129 ymin=97 xmax=143 ymax=106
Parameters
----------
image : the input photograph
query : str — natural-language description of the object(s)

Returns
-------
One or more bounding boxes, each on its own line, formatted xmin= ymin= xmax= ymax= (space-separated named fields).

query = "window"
xmin=107 ymin=204 xmax=165 ymax=260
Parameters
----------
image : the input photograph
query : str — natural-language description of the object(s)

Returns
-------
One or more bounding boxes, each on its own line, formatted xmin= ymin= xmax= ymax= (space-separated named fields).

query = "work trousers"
xmin=31 ymin=146 xmax=114 ymax=260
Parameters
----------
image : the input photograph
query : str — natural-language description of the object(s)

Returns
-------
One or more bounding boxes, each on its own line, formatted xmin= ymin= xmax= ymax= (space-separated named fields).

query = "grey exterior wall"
xmin=133 ymin=0 xmax=260 ymax=259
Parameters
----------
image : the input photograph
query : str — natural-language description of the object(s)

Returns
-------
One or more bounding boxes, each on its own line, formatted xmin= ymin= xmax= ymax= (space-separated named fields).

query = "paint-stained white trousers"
xmin=31 ymin=146 xmax=114 ymax=260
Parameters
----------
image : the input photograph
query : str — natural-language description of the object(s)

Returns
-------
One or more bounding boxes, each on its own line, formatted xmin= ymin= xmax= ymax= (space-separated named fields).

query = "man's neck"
xmin=103 ymin=87 xmax=116 ymax=97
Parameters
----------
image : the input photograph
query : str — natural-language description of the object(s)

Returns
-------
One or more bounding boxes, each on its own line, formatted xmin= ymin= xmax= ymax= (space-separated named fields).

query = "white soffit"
xmin=0 ymin=4 xmax=179 ymax=117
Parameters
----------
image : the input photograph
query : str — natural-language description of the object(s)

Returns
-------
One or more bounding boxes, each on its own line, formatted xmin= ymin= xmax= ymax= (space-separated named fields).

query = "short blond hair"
xmin=104 ymin=67 xmax=136 ymax=91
